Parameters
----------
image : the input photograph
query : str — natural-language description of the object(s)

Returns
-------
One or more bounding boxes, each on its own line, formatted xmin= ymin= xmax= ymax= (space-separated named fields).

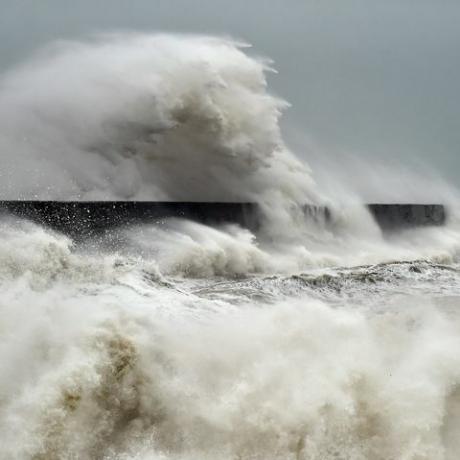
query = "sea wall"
xmin=0 ymin=201 xmax=446 ymax=236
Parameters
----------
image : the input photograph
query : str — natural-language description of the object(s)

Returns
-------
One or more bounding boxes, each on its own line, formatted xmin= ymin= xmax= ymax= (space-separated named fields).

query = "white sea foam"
xmin=0 ymin=236 xmax=460 ymax=459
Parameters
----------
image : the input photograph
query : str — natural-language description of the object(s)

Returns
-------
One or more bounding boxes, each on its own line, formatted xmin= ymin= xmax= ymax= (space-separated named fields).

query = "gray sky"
xmin=1 ymin=0 xmax=459 ymax=186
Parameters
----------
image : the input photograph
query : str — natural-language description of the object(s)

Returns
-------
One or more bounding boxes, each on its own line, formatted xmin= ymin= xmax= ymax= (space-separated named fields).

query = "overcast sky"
xmin=1 ymin=0 xmax=459 ymax=186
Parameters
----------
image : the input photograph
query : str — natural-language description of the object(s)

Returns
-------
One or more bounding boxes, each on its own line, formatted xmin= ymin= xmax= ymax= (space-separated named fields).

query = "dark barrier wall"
xmin=0 ymin=201 xmax=261 ymax=235
xmin=0 ymin=201 xmax=446 ymax=236
xmin=368 ymin=204 xmax=446 ymax=230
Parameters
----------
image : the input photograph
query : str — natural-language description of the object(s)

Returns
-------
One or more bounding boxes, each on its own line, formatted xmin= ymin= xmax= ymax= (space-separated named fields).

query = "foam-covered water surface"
xmin=0 ymin=219 xmax=459 ymax=459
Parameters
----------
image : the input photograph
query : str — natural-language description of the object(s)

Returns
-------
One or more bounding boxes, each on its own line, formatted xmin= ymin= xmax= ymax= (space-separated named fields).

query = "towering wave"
xmin=0 ymin=34 xmax=317 ymax=206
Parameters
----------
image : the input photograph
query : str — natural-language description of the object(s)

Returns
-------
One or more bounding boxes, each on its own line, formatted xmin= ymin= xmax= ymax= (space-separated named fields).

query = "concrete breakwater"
xmin=0 ymin=201 xmax=446 ymax=236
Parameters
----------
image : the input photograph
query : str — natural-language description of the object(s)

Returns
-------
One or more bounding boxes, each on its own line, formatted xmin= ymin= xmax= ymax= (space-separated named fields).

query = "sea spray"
xmin=0 ymin=34 xmax=317 ymax=209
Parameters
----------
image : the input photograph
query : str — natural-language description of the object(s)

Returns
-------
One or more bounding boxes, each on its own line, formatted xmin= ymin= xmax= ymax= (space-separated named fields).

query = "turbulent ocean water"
xmin=1 ymin=34 xmax=460 ymax=459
